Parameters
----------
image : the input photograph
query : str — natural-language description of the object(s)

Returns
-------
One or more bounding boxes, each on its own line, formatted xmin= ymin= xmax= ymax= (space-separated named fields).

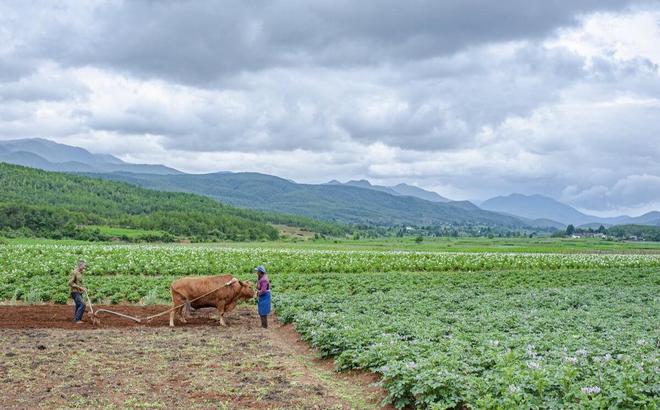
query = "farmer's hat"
xmin=254 ymin=265 xmax=267 ymax=274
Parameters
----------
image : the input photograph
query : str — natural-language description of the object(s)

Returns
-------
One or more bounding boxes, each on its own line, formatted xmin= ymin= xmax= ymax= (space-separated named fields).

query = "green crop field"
xmin=297 ymin=237 xmax=660 ymax=254
xmin=1 ymin=243 xmax=658 ymax=408
xmin=197 ymin=236 xmax=660 ymax=254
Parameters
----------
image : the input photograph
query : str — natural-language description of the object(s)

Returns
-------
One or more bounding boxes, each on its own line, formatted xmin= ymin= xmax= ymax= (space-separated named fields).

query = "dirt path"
xmin=0 ymin=305 xmax=390 ymax=409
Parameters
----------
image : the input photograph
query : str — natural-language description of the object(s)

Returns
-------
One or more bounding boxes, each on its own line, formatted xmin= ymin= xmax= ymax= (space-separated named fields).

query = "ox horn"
xmin=224 ymin=277 xmax=238 ymax=286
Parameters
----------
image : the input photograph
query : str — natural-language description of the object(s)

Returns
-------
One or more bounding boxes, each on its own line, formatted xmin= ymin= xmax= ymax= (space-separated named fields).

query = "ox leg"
xmin=225 ymin=301 xmax=237 ymax=314
xmin=216 ymin=301 xmax=227 ymax=327
xmin=182 ymin=301 xmax=192 ymax=321
xmin=178 ymin=306 xmax=188 ymax=324
xmin=219 ymin=301 xmax=239 ymax=326
xmin=170 ymin=289 xmax=187 ymax=327
xmin=175 ymin=296 xmax=188 ymax=324
xmin=170 ymin=290 xmax=178 ymax=327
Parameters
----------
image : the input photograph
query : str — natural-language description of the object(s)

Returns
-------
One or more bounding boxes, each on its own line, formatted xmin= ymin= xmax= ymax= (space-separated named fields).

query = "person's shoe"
xmin=75 ymin=321 xmax=83 ymax=324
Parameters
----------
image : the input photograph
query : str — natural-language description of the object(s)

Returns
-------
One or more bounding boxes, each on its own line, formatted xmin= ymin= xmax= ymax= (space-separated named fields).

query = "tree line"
xmin=0 ymin=163 xmax=351 ymax=241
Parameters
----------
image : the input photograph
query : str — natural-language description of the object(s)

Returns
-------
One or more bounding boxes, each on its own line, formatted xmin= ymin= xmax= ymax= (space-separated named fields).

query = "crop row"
xmin=3 ymin=244 xmax=660 ymax=278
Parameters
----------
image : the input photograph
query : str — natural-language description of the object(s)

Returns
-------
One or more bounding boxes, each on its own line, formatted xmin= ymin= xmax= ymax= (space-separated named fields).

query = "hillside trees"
xmin=0 ymin=163 xmax=282 ymax=241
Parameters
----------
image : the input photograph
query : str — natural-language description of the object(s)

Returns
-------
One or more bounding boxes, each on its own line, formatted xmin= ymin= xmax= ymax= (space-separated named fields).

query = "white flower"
xmin=564 ymin=357 xmax=578 ymax=365
xmin=508 ymin=384 xmax=520 ymax=394
xmin=527 ymin=361 xmax=541 ymax=370
xmin=581 ymin=386 xmax=601 ymax=395
xmin=576 ymin=348 xmax=589 ymax=357
xmin=525 ymin=345 xmax=539 ymax=359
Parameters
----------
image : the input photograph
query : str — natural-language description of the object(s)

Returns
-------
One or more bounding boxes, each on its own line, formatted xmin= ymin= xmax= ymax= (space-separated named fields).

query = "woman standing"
xmin=255 ymin=265 xmax=271 ymax=328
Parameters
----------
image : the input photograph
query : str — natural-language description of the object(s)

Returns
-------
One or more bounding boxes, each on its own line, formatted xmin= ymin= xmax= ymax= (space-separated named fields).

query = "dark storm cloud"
xmin=16 ymin=0 xmax=639 ymax=84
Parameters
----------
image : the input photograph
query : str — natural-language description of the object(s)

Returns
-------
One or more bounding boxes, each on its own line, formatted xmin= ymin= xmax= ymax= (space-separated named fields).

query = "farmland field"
xmin=1 ymin=243 xmax=659 ymax=409
xmin=0 ymin=305 xmax=385 ymax=409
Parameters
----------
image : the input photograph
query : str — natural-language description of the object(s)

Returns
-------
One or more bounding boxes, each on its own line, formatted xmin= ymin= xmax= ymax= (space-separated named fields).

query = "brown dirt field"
xmin=0 ymin=304 xmax=223 ymax=329
xmin=0 ymin=305 xmax=392 ymax=409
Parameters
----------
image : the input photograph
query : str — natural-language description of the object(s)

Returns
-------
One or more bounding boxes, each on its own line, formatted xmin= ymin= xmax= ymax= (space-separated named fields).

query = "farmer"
xmin=68 ymin=260 xmax=87 ymax=324
xmin=255 ymin=265 xmax=271 ymax=329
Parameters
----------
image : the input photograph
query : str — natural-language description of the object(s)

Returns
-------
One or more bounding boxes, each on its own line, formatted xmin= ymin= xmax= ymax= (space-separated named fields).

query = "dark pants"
xmin=71 ymin=292 xmax=85 ymax=322
xmin=260 ymin=315 xmax=268 ymax=328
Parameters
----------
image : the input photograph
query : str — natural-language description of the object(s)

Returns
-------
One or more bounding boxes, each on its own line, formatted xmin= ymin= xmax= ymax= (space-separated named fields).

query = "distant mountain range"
xmin=327 ymin=180 xmax=450 ymax=202
xmin=88 ymin=171 xmax=525 ymax=227
xmin=481 ymin=193 xmax=660 ymax=227
xmin=0 ymin=138 xmax=180 ymax=175
xmin=1 ymin=138 xmax=658 ymax=229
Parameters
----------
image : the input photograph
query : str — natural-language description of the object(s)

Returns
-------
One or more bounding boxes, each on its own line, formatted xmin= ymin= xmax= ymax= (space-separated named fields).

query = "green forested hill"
xmin=0 ymin=163 xmax=343 ymax=241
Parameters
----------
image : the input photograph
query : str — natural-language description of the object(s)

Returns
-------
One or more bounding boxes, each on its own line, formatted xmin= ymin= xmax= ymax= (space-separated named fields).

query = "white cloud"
xmin=551 ymin=8 xmax=660 ymax=65
xmin=0 ymin=3 xmax=658 ymax=215
xmin=563 ymin=174 xmax=660 ymax=214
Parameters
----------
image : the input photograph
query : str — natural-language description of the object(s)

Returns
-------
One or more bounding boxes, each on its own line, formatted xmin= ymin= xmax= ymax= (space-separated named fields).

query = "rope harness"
xmin=85 ymin=278 xmax=239 ymax=326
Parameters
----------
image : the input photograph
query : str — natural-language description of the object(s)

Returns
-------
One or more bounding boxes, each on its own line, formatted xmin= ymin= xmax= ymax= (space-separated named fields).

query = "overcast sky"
xmin=1 ymin=1 xmax=659 ymax=216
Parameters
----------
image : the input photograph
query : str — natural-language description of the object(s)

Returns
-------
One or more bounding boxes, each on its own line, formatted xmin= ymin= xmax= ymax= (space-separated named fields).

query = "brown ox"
xmin=169 ymin=274 xmax=255 ymax=327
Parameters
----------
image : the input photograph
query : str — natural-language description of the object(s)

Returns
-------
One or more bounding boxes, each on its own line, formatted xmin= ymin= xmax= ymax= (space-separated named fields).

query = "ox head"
xmin=237 ymin=280 xmax=256 ymax=300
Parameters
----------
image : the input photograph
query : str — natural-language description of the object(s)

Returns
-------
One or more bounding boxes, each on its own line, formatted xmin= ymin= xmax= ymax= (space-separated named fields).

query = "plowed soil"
xmin=0 ymin=304 xmax=391 ymax=409
xmin=0 ymin=304 xmax=224 ymax=329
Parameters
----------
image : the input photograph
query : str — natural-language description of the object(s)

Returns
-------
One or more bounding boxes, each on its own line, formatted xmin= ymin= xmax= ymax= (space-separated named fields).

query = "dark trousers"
xmin=260 ymin=315 xmax=268 ymax=328
xmin=71 ymin=292 xmax=85 ymax=322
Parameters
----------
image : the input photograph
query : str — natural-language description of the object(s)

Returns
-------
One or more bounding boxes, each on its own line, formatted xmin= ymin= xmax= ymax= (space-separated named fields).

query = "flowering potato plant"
xmin=276 ymin=271 xmax=659 ymax=409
